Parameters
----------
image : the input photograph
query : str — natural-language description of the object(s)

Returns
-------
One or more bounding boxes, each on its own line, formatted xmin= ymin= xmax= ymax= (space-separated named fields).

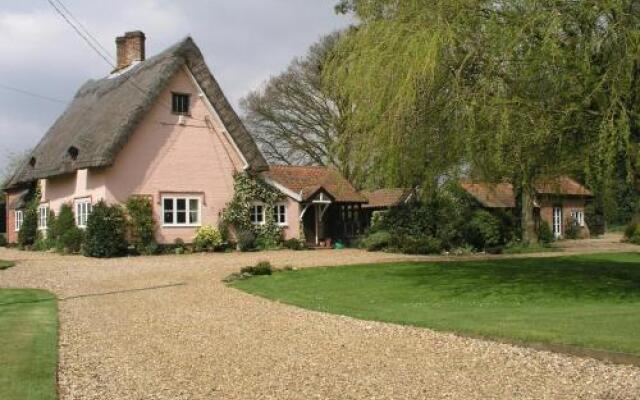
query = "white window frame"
xmin=250 ymin=202 xmax=265 ymax=225
xmin=38 ymin=204 xmax=49 ymax=230
xmin=162 ymin=195 xmax=202 ymax=227
xmin=571 ymin=210 xmax=585 ymax=227
xmin=14 ymin=210 xmax=23 ymax=232
xmin=74 ymin=198 xmax=93 ymax=228
xmin=273 ymin=202 xmax=288 ymax=226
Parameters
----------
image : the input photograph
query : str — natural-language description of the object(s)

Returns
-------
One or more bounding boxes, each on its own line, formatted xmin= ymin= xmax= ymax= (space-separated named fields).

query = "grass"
xmin=0 ymin=289 xmax=58 ymax=400
xmin=0 ymin=260 xmax=15 ymax=270
xmin=234 ymin=253 xmax=640 ymax=356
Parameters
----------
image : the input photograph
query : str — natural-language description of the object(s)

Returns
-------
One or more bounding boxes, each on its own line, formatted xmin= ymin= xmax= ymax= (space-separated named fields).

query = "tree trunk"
xmin=521 ymin=186 xmax=538 ymax=243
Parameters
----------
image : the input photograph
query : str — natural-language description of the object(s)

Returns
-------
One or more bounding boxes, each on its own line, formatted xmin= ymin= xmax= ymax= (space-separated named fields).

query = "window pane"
xmin=164 ymin=198 xmax=173 ymax=210
xmin=177 ymin=211 xmax=187 ymax=224
xmin=177 ymin=199 xmax=186 ymax=211
xmin=164 ymin=210 xmax=174 ymax=224
xmin=189 ymin=199 xmax=199 ymax=224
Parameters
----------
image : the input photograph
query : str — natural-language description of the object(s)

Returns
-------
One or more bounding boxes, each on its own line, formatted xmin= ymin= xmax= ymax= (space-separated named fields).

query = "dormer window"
xmin=68 ymin=146 xmax=79 ymax=160
xmin=172 ymin=93 xmax=190 ymax=115
xmin=29 ymin=157 xmax=36 ymax=167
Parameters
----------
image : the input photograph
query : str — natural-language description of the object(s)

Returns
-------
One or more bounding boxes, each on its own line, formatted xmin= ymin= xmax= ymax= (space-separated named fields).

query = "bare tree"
xmin=241 ymin=32 xmax=353 ymax=178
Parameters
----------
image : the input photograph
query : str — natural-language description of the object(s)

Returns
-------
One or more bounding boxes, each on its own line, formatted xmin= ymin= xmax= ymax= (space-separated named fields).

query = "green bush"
xmin=237 ymin=230 xmax=256 ymax=252
xmin=194 ymin=225 xmax=223 ymax=252
xmin=360 ymin=230 xmax=394 ymax=252
xmin=83 ymin=201 xmax=127 ymax=258
xmin=564 ymin=220 xmax=581 ymax=240
xmin=538 ymin=220 xmax=554 ymax=244
xmin=18 ymin=208 xmax=38 ymax=248
xmin=283 ymin=238 xmax=306 ymax=250
xmin=33 ymin=232 xmax=54 ymax=252
xmin=399 ymin=236 xmax=442 ymax=255
xmin=624 ymin=221 xmax=640 ymax=244
xmin=466 ymin=210 xmax=504 ymax=250
xmin=240 ymin=261 xmax=273 ymax=276
xmin=125 ymin=196 xmax=156 ymax=255
xmin=58 ymin=227 xmax=84 ymax=254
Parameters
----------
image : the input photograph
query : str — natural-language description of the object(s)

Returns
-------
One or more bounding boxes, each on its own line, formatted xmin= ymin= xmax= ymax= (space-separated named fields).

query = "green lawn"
xmin=0 ymin=289 xmax=58 ymax=400
xmin=0 ymin=260 xmax=15 ymax=270
xmin=234 ymin=253 xmax=640 ymax=356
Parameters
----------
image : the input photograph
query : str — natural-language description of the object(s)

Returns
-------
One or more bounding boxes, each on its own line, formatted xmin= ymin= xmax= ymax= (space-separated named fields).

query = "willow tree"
xmin=327 ymin=0 xmax=640 ymax=241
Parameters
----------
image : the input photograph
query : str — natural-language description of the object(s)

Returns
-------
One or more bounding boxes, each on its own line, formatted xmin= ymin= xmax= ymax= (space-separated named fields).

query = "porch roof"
xmin=361 ymin=188 xmax=414 ymax=209
xmin=261 ymin=165 xmax=366 ymax=203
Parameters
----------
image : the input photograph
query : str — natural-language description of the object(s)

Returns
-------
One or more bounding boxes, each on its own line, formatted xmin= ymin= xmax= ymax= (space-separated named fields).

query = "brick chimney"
xmin=115 ymin=31 xmax=145 ymax=71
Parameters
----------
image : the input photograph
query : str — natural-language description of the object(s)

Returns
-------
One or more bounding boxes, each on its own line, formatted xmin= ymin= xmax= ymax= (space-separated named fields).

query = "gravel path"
xmin=1 ymin=241 xmax=639 ymax=399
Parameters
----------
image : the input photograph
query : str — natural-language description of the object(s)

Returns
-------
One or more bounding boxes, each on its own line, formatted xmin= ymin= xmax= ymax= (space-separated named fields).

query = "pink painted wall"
xmin=35 ymin=67 xmax=246 ymax=244
xmin=281 ymin=197 xmax=301 ymax=240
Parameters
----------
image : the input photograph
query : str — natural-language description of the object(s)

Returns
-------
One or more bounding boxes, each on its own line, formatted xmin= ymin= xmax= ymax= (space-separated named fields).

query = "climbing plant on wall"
xmin=222 ymin=172 xmax=284 ymax=248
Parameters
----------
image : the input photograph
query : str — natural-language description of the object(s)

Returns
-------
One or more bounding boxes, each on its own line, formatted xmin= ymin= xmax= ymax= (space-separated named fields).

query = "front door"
xmin=552 ymin=207 xmax=562 ymax=239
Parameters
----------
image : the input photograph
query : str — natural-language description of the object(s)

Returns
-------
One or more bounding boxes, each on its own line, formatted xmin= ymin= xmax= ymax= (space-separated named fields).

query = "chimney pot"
xmin=115 ymin=31 xmax=146 ymax=71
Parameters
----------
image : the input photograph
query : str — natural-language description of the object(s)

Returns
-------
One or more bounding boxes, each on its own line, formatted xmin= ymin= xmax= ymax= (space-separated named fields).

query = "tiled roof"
xmin=261 ymin=165 xmax=366 ymax=203
xmin=460 ymin=182 xmax=516 ymax=208
xmin=461 ymin=177 xmax=592 ymax=209
xmin=534 ymin=176 xmax=593 ymax=196
xmin=361 ymin=188 xmax=413 ymax=209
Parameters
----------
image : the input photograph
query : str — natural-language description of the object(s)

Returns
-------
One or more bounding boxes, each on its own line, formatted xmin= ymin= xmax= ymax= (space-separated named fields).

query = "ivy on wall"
xmin=222 ymin=172 xmax=284 ymax=248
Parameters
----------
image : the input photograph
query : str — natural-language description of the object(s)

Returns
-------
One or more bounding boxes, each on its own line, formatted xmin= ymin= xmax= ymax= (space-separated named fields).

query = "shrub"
xmin=125 ymin=196 xmax=156 ymax=255
xmin=83 ymin=201 xmax=127 ymax=258
xmin=399 ymin=236 xmax=442 ymax=255
xmin=283 ymin=238 xmax=306 ymax=250
xmin=33 ymin=232 xmax=54 ymax=252
xmin=240 ymin=261 xmax=273 ymax=276
xmin=360 ymin=230 xmax=393 ymax=252
xmin=466 ymin=210 xmax=504 ymax=250
xmin=564 ymin=220 xmax=581 ymax=240
xmin=58 ymin=226 xmax=84 ymax=254
xmin=624 ymin=221 xmax=640 ymax=244
xmin=173 ymin=238 xmax=186 ymax=255
xmin=538 ymin=220 xmax=554 ymax=244
xmin=194 ymin=225 xmax=223 ymax=252
xmin=18 ymin=208 xmax=38 ymax=248
xmin=237 ymin=230 xmax=256 ymax=252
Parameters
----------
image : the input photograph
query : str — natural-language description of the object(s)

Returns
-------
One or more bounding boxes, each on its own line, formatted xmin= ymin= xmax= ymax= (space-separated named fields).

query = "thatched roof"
xmin=7 ymin=37 xmax=267 ymax=188
xmin=261 ymin=165 xmax=366 ymax=203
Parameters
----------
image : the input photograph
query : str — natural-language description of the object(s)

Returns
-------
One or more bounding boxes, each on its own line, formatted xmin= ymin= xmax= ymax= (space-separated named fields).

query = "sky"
xmin=0 ymin=0 xmax=351 ymax=172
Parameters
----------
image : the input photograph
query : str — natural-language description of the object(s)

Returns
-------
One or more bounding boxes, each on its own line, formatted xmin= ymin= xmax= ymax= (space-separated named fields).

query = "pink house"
xmin=4 ymin=32 xmax=365 ymax=246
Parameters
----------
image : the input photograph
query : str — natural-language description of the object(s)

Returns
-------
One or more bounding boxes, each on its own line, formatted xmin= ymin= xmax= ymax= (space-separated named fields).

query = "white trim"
xmin=249 ymin=202 xmax=266 ymax=225
xmin=183 ymin=66 xmax=250 ymax=170
xmin=14 ymin=210 xmax=23 ymax=232
xmin=74 ymin=197 xmax=92 ymax=228
xmin=261 ymin=176 xmax=303 ymax=202
xmin=37 ymin=204 xmax=49 ymax=231
xmin=161 ymin=195 xmax=202 ymax=228
xmin=273 ymin=202 xmax=288 ymax=227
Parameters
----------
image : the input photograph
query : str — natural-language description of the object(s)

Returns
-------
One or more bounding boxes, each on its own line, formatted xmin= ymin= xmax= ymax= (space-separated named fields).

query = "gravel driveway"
xmin=1 ymin=244 xmax=639 ymax=400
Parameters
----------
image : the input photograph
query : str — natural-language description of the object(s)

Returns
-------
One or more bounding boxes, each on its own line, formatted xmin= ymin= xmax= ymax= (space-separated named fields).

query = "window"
xmin=571 ymin=210 xmax=585 ymax=227
xmin=14 ymin=210 xmax=23 ymax=231
xmin=75 ymin=198 xmax=92 ymax=228
xmin=162 ymin=196 xmax=201 ymax=226
xmin=250 ymin=203 xmax=265 ymax=225
xmin=273 ymin=203 xmax=287 ymax=226
xmin=172 ymin=93 xmax=190 ymax=115
xmin=38 ymin=205 xmax=49 ymax=230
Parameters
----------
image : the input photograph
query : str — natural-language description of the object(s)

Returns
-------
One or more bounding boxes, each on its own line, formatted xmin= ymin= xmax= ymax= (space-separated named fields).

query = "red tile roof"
xmin=361 ymin=188 xmax=414 ymax=209
xmin=460 ymin=182 xmax=516 ymax=208
xmin=461 ymin=177 xmax=592 ymax=209
xmin=534 ymin=176 xmax=593 ymax=196
xmin=261 ymin=165 xmax=366 ymax=203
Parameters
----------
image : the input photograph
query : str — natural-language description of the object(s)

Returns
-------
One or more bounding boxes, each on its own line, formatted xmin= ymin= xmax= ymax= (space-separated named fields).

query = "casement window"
xmin=14 ymin=210 xmax=23 ymax=231
xmin=74 ymin=198 xmax=93 ymax=228
xmin=172 ymin=93 xmax=190 ymax=115
xmin=38 ymin=205 xmax=49 ymax=230
xmin=250 ymin=203 xmax=265 ymax=225
xmin=162 ymin=196 xmax=201 ymax=226
xmin=273 ymin=203 xmax=287 ymax=226
xmin=571 ymin=210 xmax=585 ymax=227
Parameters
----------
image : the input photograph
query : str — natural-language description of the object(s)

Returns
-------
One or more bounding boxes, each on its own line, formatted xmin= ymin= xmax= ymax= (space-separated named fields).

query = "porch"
xmin=299 ymin=191 xmax=366 ymax=247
